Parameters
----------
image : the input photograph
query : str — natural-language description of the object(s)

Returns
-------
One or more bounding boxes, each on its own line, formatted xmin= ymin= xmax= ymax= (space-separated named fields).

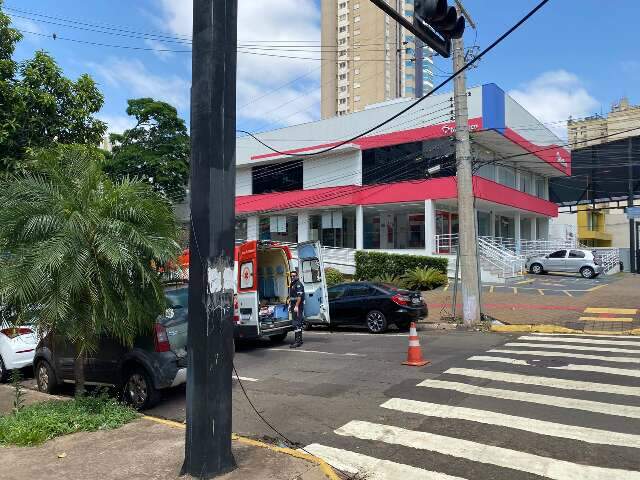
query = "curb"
xmin=491 ymin=324 xmax=640 ymax=335
xmin=142 ymin=416 xmax=340 ymax=480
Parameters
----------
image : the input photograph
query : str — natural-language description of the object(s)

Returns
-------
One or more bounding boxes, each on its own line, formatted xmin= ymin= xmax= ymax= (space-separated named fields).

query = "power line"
xmin=237 ymin=0 xmax=552 ymax=158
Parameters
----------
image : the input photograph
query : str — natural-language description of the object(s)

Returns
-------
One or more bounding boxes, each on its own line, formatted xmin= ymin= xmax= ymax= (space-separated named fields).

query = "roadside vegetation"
xmin=0 ymin=393 xmax=138 ymax=447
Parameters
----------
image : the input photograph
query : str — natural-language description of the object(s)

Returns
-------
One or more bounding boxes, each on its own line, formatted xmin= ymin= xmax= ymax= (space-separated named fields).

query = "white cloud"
xmin=89 ymin=58 xmax=190 ymax=109
xmin=98 ymin=114 xmax=137 ymax=134
xmin=509 ymin=70 xmax=600 ymax=139
xmin=154 ymin=0 xmax=321 ymax=128
xmin=144 ymin=39 xmax=175 ymax=61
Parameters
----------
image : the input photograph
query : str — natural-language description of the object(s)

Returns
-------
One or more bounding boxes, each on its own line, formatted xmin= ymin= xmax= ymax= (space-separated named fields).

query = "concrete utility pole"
xmin=182 ymin=0 xmax=237 ymax=477
xmin=452 ymin=1 xmax=481 ymax=325
xmin=628 ymin=138 xmax=637 ymax=273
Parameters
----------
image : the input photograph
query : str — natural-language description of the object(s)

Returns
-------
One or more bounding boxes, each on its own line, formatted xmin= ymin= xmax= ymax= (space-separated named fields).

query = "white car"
xmin=0 ymin=324 xmax=38 ymax=382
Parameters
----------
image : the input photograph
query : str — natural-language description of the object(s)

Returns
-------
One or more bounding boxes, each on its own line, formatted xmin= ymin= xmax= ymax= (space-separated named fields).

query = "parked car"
xmin=526 ymin=249 xmax=604 ymax=278
xmin=32 ymin=286 xmax=188 ymax=410
xmin=0 ymin=323 xmax=38 ymax=382
xmin=308 ymin=282 xmax=427 ymax=333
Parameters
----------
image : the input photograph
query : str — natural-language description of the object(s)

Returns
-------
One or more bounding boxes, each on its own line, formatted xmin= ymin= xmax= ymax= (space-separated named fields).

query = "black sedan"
xmin=321 ymin=282 xmax=428 ymax=333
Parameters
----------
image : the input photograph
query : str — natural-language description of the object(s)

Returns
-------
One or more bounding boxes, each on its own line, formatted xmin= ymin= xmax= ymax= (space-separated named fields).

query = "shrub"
xmin=401 ymin=267 xmax=448 ymax=291
xmin=355 ymin=251 xmax=448 ymax=281
xmin=324 ymin=267 xmax=344 ymax=287
xmin=0 ymin=393 xmax=138 ymax=447
xmin=372 ymin=273 xmax=403 ymax=288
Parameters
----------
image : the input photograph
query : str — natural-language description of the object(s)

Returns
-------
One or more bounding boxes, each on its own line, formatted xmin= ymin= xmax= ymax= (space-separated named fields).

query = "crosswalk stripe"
xmin=489 ymin=348 xmax=640 ymax=364
xmin=518 ymin=335 xmax=640 ymax=347
xmin=381 ymin=398 xmax=640 ymax=448
xmin=303 ymin=444 xmax=467 ymax=480
xmin=529 ymin=333 xmax=640 ymax=339
xmin=446 ymin=367 xmax=640 ymax=397
xmin=335 ymin=420 xmax=640 ymax=480
xmin=417 ymin=379 xmax=640 ymax=419
xmin=468 ymin=355 xmax=640 ymax=378
xmin=504 ymin=341 xmax=640 ymax=354
xmin=584 ymin=307 xmax=638 ymax=314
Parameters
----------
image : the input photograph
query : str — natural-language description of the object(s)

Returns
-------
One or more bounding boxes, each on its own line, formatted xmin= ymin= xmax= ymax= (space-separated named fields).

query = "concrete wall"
xmin=303 ymin=150 xmax=361 ymax=189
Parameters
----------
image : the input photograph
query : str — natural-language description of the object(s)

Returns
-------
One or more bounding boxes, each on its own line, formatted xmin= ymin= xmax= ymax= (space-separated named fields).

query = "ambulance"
xmin=234 ymin=240 xmax=330 ymax=342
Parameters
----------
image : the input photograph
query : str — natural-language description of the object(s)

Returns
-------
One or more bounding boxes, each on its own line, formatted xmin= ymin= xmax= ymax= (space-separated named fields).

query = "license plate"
xmin=411 ymin=298 xmax=421 ymax=305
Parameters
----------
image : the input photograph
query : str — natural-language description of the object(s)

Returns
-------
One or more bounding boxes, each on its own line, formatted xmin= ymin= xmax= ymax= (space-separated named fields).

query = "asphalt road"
xmin=146 ymin=328 xmax=640 ymax=479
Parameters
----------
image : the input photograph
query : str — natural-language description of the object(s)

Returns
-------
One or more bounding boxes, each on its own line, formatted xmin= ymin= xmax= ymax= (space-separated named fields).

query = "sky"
xmin=6 ymin=0 xmax=640 ymax=140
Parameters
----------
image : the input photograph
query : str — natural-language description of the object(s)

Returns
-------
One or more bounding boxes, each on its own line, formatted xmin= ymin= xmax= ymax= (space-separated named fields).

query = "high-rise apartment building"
xmin=320 ymin=0 xmax=434 ymax=119
xmin=568 ymin=98 xmax=640 ymax=148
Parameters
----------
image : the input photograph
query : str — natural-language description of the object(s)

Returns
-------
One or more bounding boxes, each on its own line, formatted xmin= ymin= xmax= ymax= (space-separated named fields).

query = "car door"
xmin=567 ymin=249 xmax=586 ymax=273
xmin=297 ymin=241 xmax=331 ymax=325
xmin=327 ymin=285 xmax=349 ymax=324
xmin=546 ymin=249 xmax=568 ymax=271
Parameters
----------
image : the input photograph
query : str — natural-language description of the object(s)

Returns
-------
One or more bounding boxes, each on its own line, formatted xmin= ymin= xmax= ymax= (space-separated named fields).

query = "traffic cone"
xmin=402 ymin=322 xmax=430 ymax=367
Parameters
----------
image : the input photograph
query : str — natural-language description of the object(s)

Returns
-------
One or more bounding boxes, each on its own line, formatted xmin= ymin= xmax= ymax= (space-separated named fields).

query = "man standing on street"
xmin=289 ymin=270 xmax=305 ymax=348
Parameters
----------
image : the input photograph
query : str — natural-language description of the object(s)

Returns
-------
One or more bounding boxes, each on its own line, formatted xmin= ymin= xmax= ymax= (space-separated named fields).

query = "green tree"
xmin=106 ymin=98 xmax=190 ymax=202
xmin=0 ymin=145 xmax=180 ymax=396
xmin=0 ymin=2 xmax=106 ymax=173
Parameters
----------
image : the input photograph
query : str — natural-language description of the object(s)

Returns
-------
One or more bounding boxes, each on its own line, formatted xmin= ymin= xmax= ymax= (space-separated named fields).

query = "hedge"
xmin=354 ymin=251 xmax=448 ymax=281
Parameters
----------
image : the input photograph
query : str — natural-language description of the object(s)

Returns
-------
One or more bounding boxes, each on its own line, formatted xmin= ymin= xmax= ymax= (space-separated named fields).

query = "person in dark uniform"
xmin=289 ymin=270 xmax=305 ymax=348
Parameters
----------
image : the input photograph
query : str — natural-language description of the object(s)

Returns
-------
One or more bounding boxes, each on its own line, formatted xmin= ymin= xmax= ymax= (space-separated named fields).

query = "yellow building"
xmin=577 ymin=206 xmax=612 ymax=247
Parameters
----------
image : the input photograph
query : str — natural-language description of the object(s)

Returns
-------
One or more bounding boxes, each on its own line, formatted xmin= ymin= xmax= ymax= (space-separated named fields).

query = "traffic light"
xmin=369 ymin=0 xmax=465 ymax=58
xmin=414 ymin=0 xmax=465 ymax=57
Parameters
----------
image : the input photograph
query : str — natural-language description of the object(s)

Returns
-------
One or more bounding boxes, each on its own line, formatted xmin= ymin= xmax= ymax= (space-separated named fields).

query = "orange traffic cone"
xmin=402 ymin=322 xmax=431 ymax=367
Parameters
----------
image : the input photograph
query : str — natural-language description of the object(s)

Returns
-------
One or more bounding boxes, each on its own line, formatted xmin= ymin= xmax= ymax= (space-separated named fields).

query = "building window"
xmin=354 ymin=68 xmax=360 ymax=75
xmin=339 ymin=86 xmax=347 ymax=92
xmin=363 ymin=207 xmax=425 ymax=249
xmin=339 ymin=98 xmax=347 ymax=104
xmin=339 ymin=38 xmax=347 ymax=45
xmin=252 ymin=160 xmax=302 ymax=195
xmin=405 ymin=60 xmax=414 ymax=67
xmin=354 ymin=95 xmax=360 ymax=102
xmin=339 ymin=26 xmax=348 ymax=33
xmin=405 ymin=86 xmax=415 ymax=95
xmin=404 ymin=10 xmax=413 ymax=17
xmin=354 ymin=15 xmax=360 ymax=22
xmin=498 ymin=166 xmax=516 ymax=189
xmin=339 ymin=50 xmax=347 ymax=57
xmin=339 ymin=14 xmax=347 ymax=21
xmin=339 ymin=73 xmax=347 ymax=80
xmin=235 ymin=218 xmax=247 ymax=242
xmin=354 ymin=82 xmax=360 ymax=88
xmin=258 ymin=215 xmax=298 ymax=243
xmin=354 ymin=29 xmax=360 ymax=35
xmin=338 ymin=2 xmax=347 ymax=9
xmin=309 ymin=210 xmax=355 ymax=248
xmin=339 ymin=61 xmax=347 ymax=68
xmin=354 ymin=3 xmax=360 ymax=9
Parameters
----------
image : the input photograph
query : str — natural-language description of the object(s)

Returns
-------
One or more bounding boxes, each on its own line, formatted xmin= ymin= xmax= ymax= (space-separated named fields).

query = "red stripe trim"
xmin=250 ymin=118 xmax=484 ymax=160
xmin=502 ymin=128 xmax=571 ymax=175
xmin=235 ymin=176 xmax=558 ymax=216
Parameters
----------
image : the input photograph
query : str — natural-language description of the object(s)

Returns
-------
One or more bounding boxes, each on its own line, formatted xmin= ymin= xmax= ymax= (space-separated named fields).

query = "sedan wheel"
xmin=124 ymin=368 xmax=160 ymax=410
xmin=581 ymin=266 xmax=595 ymax=279
xmin=36 ymin=361 xmax=56 ymax=393
xmin=0 ymin=356 xmax=7 ymax=383
xmin=530 ymin=263 xmax=544 ymax=275
xmin=366 ymin=310 xmax=388 ymax=334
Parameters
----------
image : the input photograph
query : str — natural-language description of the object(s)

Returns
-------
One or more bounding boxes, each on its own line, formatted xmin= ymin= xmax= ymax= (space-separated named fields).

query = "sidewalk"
xmin=424 ymin=273 xmax=640 ymax=333
xmin=0 ymin=386 xmax=335 ymax=480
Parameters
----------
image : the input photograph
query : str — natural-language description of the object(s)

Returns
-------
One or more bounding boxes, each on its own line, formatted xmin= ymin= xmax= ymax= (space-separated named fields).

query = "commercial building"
xmin=568 ymin=98 xmax=640 ymax=148
xmin=320 ymin=0 xmax=434 ymax=119
xmin=235 ymin=84 xmax=570 ymax=270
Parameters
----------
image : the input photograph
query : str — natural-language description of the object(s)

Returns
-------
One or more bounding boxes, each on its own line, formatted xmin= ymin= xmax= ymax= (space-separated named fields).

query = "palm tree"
xmin=0 ymin=145 xmax=180 ymax=396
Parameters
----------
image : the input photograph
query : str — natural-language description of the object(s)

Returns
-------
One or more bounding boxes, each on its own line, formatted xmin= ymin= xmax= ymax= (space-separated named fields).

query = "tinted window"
xmin=161 ymin=288 xmax=188 ymax=327
xmin=328 ymin=285 xmax=347 ymax=300
xmin=346 ymin=284 xmax=373 ymax=297
xmin=569 ymin=250 xmax=586 ymax=258
xmin=252 ymin=160 xmax=302 ymax=194
xmin=548 ymin=250 xmax=567 ymax=258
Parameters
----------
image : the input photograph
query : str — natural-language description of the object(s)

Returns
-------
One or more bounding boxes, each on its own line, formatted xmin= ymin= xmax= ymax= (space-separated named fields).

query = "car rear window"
xmin=569 ymin=250 xmax=586 ymax=258
xmin=161 ymin=288 xmax=188 ymax=326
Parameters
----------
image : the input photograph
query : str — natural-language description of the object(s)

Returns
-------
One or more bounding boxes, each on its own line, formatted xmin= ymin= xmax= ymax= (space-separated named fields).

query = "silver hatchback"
xmin=525 ymin=249 xmax=605 ymax=278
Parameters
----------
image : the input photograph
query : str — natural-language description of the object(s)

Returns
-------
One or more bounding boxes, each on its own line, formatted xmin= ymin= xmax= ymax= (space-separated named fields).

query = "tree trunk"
xmin=74 ymin=347 xmax=86 ymax=398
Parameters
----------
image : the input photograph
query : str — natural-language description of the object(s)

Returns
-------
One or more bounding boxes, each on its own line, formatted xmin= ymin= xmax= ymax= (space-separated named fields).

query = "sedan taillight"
xmin=391 ymin=294 xmax=412 ymax=306
xmin=154 ymin=324 xmax=171 ymax=352
xmin=1 ymin=327 xmax=33 ymax=339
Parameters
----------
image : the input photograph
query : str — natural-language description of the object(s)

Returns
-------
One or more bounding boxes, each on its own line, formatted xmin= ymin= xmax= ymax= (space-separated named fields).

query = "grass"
xmin=0 ymin=393 xmax=139 ymax=447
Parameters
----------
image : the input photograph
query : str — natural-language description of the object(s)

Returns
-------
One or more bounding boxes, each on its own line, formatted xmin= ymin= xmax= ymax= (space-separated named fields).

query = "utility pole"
xmin=182 ymin=0 xmax=237 ymax=478
xmin=628 ymin=137 xmax=637 ymax=273
xmin=452 ymin=1 xmax=481 ymax=325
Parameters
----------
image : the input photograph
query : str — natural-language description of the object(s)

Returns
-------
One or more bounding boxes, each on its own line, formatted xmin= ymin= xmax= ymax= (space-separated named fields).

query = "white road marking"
xmin=335 ymin=420 xmax=640 ymax=480
xmin=232 ymin=375 xmax=258 ymax=382
xmin=381 ymin=398 xmax=640 ymax=448
xmin=518 ymin=335 xmax=640 ymax=347
xmin=529 ymin=333 xmax=640 ymax=339
xmin=304 ymin=331 xmax=409 ymax=337
xmin=417 ymin=379 xmax=640 ymax=419
xmin=446 ymin=368 xmax=640 ymax=397
xmin=271 ymin=348 xmax=365 ymax=357
xmin=303 ymin=444 xmax=467 ymax=480
xmin=489 ymin=348 xmax=640 ymax=364
xmin=468 ymin=355 xmax=640 ymax=378
xmin=505 ymin=342 xmax=640 ymax=354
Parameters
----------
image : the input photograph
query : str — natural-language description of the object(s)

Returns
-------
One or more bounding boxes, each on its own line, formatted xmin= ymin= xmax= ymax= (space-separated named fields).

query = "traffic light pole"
xmin=452 ymin=14 xmax=481 ymax=326
xmin=182 ymin=0 xmax=237 ymax=477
